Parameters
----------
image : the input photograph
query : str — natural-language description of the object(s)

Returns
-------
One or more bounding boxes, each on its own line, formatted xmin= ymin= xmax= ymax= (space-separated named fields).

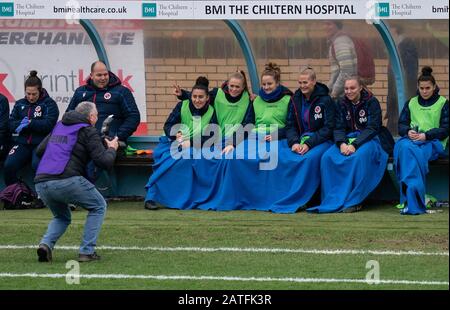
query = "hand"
xmin=340 ymin=143 xmax=355 ymax=156
xmin=173 ymin=84 xmax=182 ymax=97
xmin=408 ymin=129 xmax=419 ymax=140
xmin=222 ymin=145 xmax=234 ymax=155
xmin=347 ymin=144 xmax=356 ymax=155
xmin=339 ymin=143 xmax=348 ymax=155
xmin=408 ymin=130 xmax=426 ymax=141
xmin=264 ymin=135 xmax=272 ymax=142
xmin=181 ymin=140 xmax=191 ymax=149
xmin=298 ymin=143 xmax=310 ymax=155
xmin=105 ymin=136 xmax=119 ymax=151
xmin=291 ymin=143 xmax=302 ymax=154
xmin=250 ymin=93 xmax=257 ymax=101
xmin=416 ymin=133 xmax=426 ymax=141
xmin=15 ymin=117 xmax=30 ymax=134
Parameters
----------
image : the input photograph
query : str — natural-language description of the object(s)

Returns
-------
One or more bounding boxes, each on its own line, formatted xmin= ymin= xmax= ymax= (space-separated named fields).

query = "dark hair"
xmin=261 ymin=62 xmax=281 ymax=83
xmin=418 ymin=66 xmax=436 ymax=85
xmin=229 ymin=70 xmax=249 ymax=92
xmin=24 ymin=70 xmax=42 ymax=92
xmin=192 ymin=76 xmax=209 ymax=95
xmin=91 ymin=60 xmax=107 ymax=73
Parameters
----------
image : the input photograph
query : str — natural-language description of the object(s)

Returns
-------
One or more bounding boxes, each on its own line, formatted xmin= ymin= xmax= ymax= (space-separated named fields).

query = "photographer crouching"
xmin=34 ymin=101 xmax=119 ymax=263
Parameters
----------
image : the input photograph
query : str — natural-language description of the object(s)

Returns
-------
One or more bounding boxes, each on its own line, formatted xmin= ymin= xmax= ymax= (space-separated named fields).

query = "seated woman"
xmin=222 ymin=63 xmax=325 ymax=213
xmin=394 ymin=66 xmax=449 ymax=215
xmin=308 ymin=76 xmax=390 ymax=213
xmin=144 ymin=77 xmax=219 ymax=210
xmin=174 ymin=70 xmax=253 ymax=154
xmin=250 ymin=62 xmax=292 ymax=140
xmin=0 ymin=93 xmax=10 ymax=161
xmin=283 ymin=67 xmax=335 ymax=210
xmin=3 ymin=71 xmax=59 ymax=187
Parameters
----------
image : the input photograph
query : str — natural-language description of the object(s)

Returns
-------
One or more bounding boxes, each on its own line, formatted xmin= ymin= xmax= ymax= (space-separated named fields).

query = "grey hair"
xmin=75 ymin=101 xmax=96 ymax=118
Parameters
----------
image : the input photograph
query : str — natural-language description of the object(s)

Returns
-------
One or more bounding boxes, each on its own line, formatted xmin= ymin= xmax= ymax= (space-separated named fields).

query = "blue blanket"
xmin=145 ymin=136 xmax=331 ymax=213
xmin=308 ymin=138 xmax=388 ymax=213
xmin=394 ymin=137 xmax=445 ymax=215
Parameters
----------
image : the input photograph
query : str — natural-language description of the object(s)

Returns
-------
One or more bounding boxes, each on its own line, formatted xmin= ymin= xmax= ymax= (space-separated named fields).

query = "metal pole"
xmin=373 ymin=20 xmax=406 ymax=113
xmin=79 ymin=19 xmax=110 ymax=69
xmin=224 ymin=20 xmax=260 ymax=93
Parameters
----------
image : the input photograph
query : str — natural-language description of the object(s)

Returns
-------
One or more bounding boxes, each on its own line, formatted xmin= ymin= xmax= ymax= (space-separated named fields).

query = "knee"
xmin=396 ymin=138 xmax=413 ymax=150
xmin=56 ymin=215 xmax=72 ymax=225
xmin=3 ymin=159 xmax=16 ymax=173
xmin=321 ymin=148 xmax=334 ymax=162
xmin=94 ymin=200 xmax=107 ymax=214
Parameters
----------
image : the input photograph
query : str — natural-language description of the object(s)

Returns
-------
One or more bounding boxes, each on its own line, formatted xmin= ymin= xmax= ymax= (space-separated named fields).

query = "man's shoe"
xmin=37 ymin=244 xmax=52 ymax=262
xmin=78 ymin=252 xmax=101 ymax=262
xmin=144 ymin=201 xmax=158 ymax=210
xmin=32 ymin=198 xmax=46 ymax=209
xmin=68 ymin=203 xmax=78 ymax=211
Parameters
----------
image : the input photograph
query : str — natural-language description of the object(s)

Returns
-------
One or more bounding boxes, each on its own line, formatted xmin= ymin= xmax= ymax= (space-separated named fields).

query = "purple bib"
xmin=36 ymin=122 xmax=89 ymax=175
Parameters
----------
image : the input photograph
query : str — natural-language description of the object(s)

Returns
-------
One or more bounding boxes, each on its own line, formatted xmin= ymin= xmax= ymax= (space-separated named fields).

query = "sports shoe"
xmin=425 ymin=194 xmax=437 ymax=208
xmin=78 ymin=252 xmax=101 ymax=262
xmin=144 ymin=201 xmax=158 ymax=210
xmin=342 ymin=204 xmax=363 ymax=213
xmin=37 ymin=244 xmax=52 ymax=262
xmin=395 ymin=203 xmax=405 ymax=209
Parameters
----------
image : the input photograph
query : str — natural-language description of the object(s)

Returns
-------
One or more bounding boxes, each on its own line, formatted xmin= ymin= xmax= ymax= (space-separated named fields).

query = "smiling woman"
xmin=2 ymin=70 xmax=59 ymax=191
xmin=308 ymin=76 xmax=393 ymax=213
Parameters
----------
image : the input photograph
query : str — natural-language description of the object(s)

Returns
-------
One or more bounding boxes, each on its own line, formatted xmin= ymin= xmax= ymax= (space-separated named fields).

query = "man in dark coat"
xmin=35 ymin=101 xmax=118 ymax=263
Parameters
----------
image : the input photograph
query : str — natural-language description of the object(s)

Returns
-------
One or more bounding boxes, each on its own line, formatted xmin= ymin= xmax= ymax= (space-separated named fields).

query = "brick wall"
xmin=145 ymin=57 xmax=449 ymax=136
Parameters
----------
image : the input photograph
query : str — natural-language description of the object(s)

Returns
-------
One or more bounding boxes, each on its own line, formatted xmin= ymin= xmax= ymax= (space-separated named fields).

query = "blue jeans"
xmin=35 ymin=176 xmax=107 ymax=255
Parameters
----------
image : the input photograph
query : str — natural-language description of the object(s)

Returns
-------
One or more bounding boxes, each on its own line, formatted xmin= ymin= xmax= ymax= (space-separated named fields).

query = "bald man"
xmin=67 ymin=61 xmax=140 ymax=143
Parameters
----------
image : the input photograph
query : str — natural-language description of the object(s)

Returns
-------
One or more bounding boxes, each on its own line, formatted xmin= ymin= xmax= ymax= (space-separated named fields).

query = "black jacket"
xmin=67 ymin=71 xmax=140 ymax=141
xmin=334 ymin=89 xmax=382 ymax=149
xmin=0 ymin=93 xmax=10 ymax=146
xmin=34 ymin=111 xmax=117 ymax=183
xmin=286 ymin=82 xmax=335 ymax=148
xmin=398 ymin=87 xmax=449 ymax=141
xmin=9 ymin=88 xmax=59 ymax=145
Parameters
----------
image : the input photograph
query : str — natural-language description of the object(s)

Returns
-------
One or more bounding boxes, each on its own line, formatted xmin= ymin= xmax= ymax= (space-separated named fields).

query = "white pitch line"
xmin=0 ymin=273 xmax=447 ymax=286
xmin=0 ymin=244 xmax=448 ymax=256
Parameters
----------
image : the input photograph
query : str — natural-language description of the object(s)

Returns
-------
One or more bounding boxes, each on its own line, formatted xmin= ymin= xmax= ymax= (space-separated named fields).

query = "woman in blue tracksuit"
xmin=283 ymin=67 xmax=335 ymax=209
xmin=308 ymin=76 xmax=389 ymax=213
xmin=394 ymin=66 xmax=449 ymax=215
xmin=3 ymin=71 xmax=59 ymax=186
